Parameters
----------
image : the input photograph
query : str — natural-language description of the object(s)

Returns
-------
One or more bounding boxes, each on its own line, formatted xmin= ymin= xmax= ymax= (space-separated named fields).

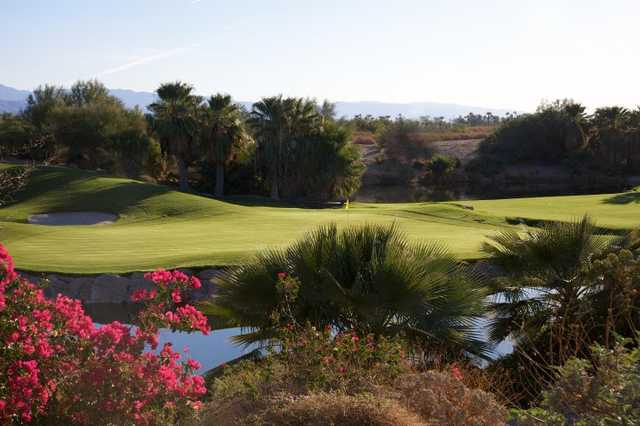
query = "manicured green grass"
xmin=0 ymin=164 xmax=639 ymax=273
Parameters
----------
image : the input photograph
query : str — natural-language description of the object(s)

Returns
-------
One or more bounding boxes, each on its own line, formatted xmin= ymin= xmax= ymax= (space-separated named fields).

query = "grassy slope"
xmin=0 ymin=165 xmax=638 ymax=273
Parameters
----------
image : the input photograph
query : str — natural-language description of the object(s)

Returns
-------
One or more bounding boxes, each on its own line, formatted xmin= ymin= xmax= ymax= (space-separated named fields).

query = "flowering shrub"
xmin=0 ymin=244 xmax=208 ymax=425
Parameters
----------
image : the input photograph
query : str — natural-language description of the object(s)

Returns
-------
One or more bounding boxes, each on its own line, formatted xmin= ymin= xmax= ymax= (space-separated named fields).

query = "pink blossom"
xmin=0 ymin=243 xmax=208 ymax=424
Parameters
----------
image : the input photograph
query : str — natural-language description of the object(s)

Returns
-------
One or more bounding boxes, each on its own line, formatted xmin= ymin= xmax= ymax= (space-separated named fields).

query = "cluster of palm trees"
xmin=148 ymin=82 xmax=247 ymax=195
xmin=147 ymin=82 xmax=361 ymax=199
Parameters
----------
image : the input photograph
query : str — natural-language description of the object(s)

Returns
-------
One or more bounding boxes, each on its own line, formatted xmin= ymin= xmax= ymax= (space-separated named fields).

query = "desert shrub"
xmin=394 ymin=371 xmax=508 ymax=426
xmin=377 ymin=119 xmax=434 ymax=162
xmin=424 ymin=154 xmax=458 ymax=185
xmin=0 ymin=243 xmax=208 ymax=424
xmin=211 ymin=322 xmax=408 ymax=400
xmin=243 ymin=392 xmax=422 ymax=426
xmin=204 ymin=325 xmax=507 ymax=425
xmin=512 ymin=341 xmax=640 ymax=425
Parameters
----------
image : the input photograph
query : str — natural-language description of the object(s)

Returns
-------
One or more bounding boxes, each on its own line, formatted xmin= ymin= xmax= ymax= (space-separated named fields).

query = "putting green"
xmin=0 ymin=164 xmax=638 ymax=273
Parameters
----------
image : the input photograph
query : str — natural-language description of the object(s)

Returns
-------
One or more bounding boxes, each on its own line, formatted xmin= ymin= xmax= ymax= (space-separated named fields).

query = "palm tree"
xmin=249 ymin=96 xmax=287 ymax=200
xmin=148 ymin=82 xmax=200 ymax=191
xmin=562 ymin=102 xmax=588 ymax=152
xmin=319 ymin=100 xmax=336 ymax=125
xmin=591 ymin=106 xmax=630 ymax=167
xmin=483 ymin=216 xmax=613 ymax=361
xmin=249 ymin=96 xmax=319 ymax=200
xmin=200 ymin=94 xmax=248 ymax=197
xmin=212 ymin=223 xmax=490 ymax=359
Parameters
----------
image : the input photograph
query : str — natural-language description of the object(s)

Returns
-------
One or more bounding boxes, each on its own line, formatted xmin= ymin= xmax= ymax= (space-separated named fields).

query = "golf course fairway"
xmin=1 ymin=164 xmax=639 ymax=274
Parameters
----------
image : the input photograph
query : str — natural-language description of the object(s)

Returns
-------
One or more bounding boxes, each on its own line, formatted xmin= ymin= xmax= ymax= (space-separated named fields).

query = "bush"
xmin=0 ymin=243 xmax=208 ymax=424
xmin=424 ymin=154 xmax=457 ymax=185
xmin=243 ymin=392 xmax=422 ymax=426
xmin=213 ymin=223 xmax=489 ymax=359
xmin=204 ymin=324 xmax=507 ymax=425
xmin=0 ymin=166 xmax=31 ymax=206
xmin=512 ymin=341 xmax=640 ymax=425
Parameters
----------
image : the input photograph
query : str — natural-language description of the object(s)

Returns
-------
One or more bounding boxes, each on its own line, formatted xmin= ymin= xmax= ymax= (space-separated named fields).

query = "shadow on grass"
xmin=602 ymin=191 xmax=640 ymax=205
xmin=222 ymin=195 xmax=345 ymax=210
xmin=8 ymin=166 xmax=171 ymax=217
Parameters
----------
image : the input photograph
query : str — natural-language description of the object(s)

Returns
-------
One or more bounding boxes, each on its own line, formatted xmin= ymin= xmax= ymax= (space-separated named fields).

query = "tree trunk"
xmin=177 ymin=157 xmax=189 ymax=192
xmin=270 ymin=179 xmax=280 ymax=200
xmin=215 ymin=159 xmax=224 ymax=197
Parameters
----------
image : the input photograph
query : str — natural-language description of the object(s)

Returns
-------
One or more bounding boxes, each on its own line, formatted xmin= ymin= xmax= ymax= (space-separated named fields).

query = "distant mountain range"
xmin=0 ymin=84 xmax=516 ymax=119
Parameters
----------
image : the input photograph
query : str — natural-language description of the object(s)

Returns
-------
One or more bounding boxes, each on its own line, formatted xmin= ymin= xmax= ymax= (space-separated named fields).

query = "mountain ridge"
xmin=0 ymin=84 xmax=517 ymax=119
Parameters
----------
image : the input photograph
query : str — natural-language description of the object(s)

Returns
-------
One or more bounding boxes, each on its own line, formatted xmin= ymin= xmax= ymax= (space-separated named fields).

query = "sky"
xmin=2 ymin=0 xmax=640 ymax=111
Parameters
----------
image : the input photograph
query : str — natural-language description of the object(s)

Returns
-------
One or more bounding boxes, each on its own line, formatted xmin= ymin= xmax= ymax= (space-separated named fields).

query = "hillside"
xmin=0 ymin=164 xmax=638 ymax=274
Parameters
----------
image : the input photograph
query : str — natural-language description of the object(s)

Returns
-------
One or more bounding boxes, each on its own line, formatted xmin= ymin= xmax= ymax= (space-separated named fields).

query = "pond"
xmin=86 ymin=303 xmax=258 ymax=374
xmin=86 ymin=302 xmax=514 ymax=374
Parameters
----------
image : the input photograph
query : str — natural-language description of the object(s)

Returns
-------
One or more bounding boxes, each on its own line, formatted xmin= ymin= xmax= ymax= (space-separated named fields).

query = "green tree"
xmin=22 ymin=84 xmax=66 ymax=160
xmin=65 ymin=79 xmax=114 ymax=107
xmin=0 ymin=114 xmax=34 ymax=159
xmin=51 ymin=95 xmax=128 ymax=170
xmin=148 ymin=82 xmax=201 ymax=191
xmin=213 ymin=223 xmax=489 ymax=359
xmin=200 ymin=94 xmax=248 ymax=197
xmin=249 ymin=96 xmax=319 ymax=200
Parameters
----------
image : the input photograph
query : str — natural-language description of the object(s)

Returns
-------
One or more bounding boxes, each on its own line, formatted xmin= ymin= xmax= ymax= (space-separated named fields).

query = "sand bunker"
xmin=28 ymin=212 xmax=118 ymax=226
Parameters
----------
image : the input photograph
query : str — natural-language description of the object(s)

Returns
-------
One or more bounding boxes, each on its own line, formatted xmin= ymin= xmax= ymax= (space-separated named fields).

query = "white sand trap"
xmin=28 ymin=212 xmax=118 ymax=226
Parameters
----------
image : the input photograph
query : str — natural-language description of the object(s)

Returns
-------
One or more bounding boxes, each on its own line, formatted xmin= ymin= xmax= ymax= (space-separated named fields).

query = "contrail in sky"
xmin=97 ymin=46 xmax=197 ymax=76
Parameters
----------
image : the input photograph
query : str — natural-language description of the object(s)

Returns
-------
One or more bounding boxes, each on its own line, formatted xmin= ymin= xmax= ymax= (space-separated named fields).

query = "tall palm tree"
xmin=148 ymin=82 xmax=200 ymax=192
xmin=249 ymin=96 xmax=319 ymax=200
xmin=483 ymin=216 xmax=613 ymax=360
xmin=591 ymin=106 xmax=630 ymax=167
xmin=212 ymin=223 xmax=490 ymax=359
xmin=200 ymin=94 xmax=248 ymax=197
xmin=562 ymin=102 xmax=588 ymax=152
xmin=249 ymin=96 xmax=287 ymax=200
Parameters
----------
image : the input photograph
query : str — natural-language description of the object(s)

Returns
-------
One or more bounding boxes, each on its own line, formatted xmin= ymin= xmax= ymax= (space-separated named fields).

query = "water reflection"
xmin=156 ymin=327 xmax=258 ymax=374
xmin=85 ymin=302 xmax=513 ymax=373
xmin=86 ymin=303 xmax=257 ymax=374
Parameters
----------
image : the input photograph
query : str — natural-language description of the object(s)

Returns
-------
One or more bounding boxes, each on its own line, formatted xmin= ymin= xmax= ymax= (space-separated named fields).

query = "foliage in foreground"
xmin=512 ymin=341 xmax=640 ymax=425
xmin=484 ymin=216 xmax=640 ymax=404
xmin=213 ymin=223 xmax=490 ymax=359
xmin=204 ymin=323 xmax=507 ymax=426
xmin=0 ymin=244 xmax=209 ymax=425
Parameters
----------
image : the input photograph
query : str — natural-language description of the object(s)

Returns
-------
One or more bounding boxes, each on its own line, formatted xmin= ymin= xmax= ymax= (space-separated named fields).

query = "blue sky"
xmin=2 ymin=0 xmax=639 ymax=111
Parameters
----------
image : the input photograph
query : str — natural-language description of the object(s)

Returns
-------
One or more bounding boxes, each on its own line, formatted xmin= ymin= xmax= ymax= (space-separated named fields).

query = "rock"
xmin=92 ymin=275 xmax=129 ymax=303
xmin=17 ymin=268 xmax=222 ymax=304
